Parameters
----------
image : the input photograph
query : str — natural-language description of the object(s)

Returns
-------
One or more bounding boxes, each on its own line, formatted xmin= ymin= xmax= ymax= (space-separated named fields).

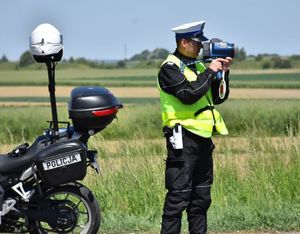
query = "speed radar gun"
xmin=0 ymin=23 xmax=122 ymax=233
xmin=202 ymin=38 xmax=235 ymax=99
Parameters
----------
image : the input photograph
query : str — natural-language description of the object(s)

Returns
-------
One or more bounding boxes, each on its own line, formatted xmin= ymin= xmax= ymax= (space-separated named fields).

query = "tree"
xmin=272 ymin=57 xmax=292 ymax=69
xmin=19 ymin=50 xmax=35 ymax=67
xmin=0 ymin=54 xmax=8 ymax=62
xmin=255 ymin=54 xmax=263 ymax=61
xmin=130 ymin=50 xmax=150 ymax=61
xmin=130 ymin=48 xmax=170 ymax=61
xmin=235 ymin=47 xmax=246 ymax=61
xmin=147 ymin=48 xmax=169 ymax=60
xmin=117 ymin=60 xmax=126 ymax=68
xmin=69 ymin=57 xmax=74 ymax=63
xmin=290 ymin=55 xmax=300 ymax=60
xmin=262 ymin=61 xmax=271 ymax=69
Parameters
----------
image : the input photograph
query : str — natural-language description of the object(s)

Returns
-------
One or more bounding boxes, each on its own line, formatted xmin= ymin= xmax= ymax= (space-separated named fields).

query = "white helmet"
xmin=29 ymin=23 xmax=63 ymax=63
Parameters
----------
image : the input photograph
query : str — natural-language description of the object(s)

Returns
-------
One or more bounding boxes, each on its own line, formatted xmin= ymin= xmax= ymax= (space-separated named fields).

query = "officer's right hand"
xmin=209 ymin=58 xmax=229 ymax=73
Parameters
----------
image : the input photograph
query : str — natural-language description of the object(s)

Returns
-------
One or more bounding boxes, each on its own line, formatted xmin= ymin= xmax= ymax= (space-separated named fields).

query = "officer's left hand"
xmin=223 ymin=57 xmax=233 ymax=72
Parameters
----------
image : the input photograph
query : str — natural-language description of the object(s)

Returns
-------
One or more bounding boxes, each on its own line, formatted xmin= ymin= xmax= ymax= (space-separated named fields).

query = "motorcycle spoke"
xmin=78 ymin=211 xmax=88 ymax=216
xmin=64 ymin=193 xmax=70 ymax=200
xmin=77 ymin=224 xmax=86 ymax=228
xmin=52 ymin=194 xmax=60 ymax=200
xmin=73 ymin=199 xmax=83 ymax=209
xmin=51 ymin=193 xmax=69 ymax=200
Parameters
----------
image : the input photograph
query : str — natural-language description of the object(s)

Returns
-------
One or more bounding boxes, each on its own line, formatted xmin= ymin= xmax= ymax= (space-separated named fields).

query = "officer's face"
xmin=181 ymin=39 xmax=202 ymax=58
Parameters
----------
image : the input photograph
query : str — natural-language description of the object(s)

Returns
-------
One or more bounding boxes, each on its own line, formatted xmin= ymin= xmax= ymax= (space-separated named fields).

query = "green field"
xmin=0 ymin=99 xmax=299 ymax=144
xmin=86 ymin=135 xmax=299 ymax=233
xmin=0 ymin=100 xmax=299 ymax=233
xmin=0 ymin=69 xmax=300 ymax=88
xmin=0 ymin=68 xmax=299 ymax=233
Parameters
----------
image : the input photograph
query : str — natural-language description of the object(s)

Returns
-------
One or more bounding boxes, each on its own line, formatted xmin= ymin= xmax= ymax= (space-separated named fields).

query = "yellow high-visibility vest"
xmin=158 ymin=54 xmax=228 ymax=138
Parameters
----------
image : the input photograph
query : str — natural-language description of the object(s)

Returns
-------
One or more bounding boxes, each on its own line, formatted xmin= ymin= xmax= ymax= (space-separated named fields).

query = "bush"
xmin=272 ymin=57 xmax=292 ymax=69
xmin=255 ymin=54 xmax=263 ymax=61
xmin=235 ymin=47 xmax=247 ymax=61
xmin=262 ymin=61 xmax=271 ymax=69
xmin=0 ymin=54 xmax=9 ymax=63
xmin=19 ymin=50 xmax=35 ymax=67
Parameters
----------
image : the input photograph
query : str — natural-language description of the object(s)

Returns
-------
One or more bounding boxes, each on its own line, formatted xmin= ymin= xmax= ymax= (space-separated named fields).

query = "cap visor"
xmin=191 ymin=34 xmax=209 ymax=42
xmin=201 ymin=34 xmax=209 ymax=41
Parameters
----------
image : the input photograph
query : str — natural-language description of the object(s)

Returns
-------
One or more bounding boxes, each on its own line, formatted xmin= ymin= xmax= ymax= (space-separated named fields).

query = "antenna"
xmin=46 ymin=59 xmax=59 ymax=135
xmin=124 ymin=42 xmax=127 ymax=60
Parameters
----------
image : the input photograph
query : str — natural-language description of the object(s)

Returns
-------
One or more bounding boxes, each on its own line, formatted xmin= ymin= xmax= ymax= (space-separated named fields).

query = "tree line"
xmin=1 ymin=47 xmax=300 ymax=69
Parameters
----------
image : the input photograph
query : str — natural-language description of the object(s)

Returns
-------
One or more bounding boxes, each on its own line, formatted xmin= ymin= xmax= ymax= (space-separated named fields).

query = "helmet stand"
xmin=46 ymin=59 xmax=59 ymax=136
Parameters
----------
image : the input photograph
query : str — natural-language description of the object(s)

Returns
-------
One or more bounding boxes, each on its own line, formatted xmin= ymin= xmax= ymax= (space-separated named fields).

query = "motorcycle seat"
xmin=0 ymin=141 xmax=44 ymax=174
xmin=0 ymin=151 xmax=37 ymax=174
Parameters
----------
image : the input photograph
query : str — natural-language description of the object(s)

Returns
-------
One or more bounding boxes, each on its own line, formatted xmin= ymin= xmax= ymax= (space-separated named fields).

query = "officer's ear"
xmin=177 ymin=38 xmax=188 ymax=49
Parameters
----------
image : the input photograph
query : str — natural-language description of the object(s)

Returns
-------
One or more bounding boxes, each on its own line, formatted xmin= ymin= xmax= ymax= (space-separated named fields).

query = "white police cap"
xmin=171 ymin=21 xmax=209 ymax=42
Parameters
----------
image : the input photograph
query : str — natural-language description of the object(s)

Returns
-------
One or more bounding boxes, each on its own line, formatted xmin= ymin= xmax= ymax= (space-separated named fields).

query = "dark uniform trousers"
xmin=161 ymin=127 xmax=215 ymax=234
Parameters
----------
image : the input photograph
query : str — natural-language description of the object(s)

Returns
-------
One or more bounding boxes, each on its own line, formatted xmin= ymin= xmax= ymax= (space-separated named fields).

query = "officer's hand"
xmin=209 ymin=58 xmax=233 ymax=72
xmin=209 ymin=58 xmax=226 ymax=72
xmin=223 ymin=57 xmax=233 ymax=72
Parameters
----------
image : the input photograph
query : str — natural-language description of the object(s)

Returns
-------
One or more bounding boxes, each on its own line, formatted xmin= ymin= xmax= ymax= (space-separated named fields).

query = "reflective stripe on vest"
xmin=158 ymin=54 xmax=228 ymax=138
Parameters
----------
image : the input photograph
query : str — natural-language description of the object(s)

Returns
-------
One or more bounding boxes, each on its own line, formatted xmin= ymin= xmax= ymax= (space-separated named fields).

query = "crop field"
xmin=0 ymin=87 xmax=300 ymax=104
xmin=0 ymin=102 xmax=298 ymax=233
xmin=0 ymin=68 xmax=300 ymax=88
xmin=0 ymin=68 xmax=299 ymax=233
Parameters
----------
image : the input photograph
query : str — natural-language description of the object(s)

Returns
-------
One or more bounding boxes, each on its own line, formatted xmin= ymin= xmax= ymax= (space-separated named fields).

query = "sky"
xmin=1 ymin=0 xmax=299 ymax=61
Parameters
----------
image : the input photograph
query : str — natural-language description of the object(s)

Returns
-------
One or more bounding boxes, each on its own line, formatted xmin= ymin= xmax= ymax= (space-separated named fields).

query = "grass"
xmin=0 ymin=65 xmax=299 ymax=232
xmin=229 ymin=72 xmax=300 ymax=88
xmin=83 ymin=135 xmax=300 ymax=233
xmin=0 ymin=69 xmax=299 ymax=88
xmin=0 ymin=99 xmax=299 ymax=144
xmin=218 ymin=99 xmax=300 ymax=137
xmin=209 ymin=136 xmax=300 ymax=231
xmin=102 ymin=100 xmax=300 ymax=139
xmin=0 ymin=98 xmax=298 ymax=232
xmin=0 ymin=97 xmax=160 ymax=105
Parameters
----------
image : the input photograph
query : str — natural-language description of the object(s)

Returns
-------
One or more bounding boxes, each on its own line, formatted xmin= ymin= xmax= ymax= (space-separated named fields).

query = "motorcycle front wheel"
xmin=29 ymin=183 xmax=101 ymax=234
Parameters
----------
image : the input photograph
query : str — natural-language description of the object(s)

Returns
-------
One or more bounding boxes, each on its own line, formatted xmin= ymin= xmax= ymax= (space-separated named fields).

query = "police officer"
xmin=158 ymin=21 xmax=232 ymax=234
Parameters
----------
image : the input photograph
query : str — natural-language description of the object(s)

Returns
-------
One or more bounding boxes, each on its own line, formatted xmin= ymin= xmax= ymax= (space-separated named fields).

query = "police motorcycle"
xmin=0 ymin=24 xmax=122 ymax=233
